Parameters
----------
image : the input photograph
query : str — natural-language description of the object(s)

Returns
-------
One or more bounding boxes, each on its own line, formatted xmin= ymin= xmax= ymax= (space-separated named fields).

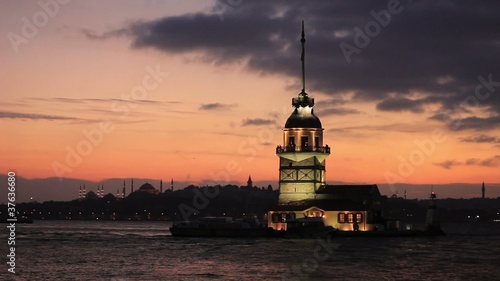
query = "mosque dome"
xmin=139 ymin=183 xmax=154 ymax=190
xmin=138 ymin=183 xmax=158 ymax=194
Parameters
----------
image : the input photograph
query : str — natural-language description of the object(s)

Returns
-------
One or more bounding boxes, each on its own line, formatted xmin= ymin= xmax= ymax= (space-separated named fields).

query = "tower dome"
xmin=284 ymin=92 xmax=322 ymax=129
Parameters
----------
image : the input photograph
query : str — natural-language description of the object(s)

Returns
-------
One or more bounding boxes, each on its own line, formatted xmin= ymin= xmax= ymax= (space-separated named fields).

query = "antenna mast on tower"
xmin=300 ymin=20 xmax=306 ymax=93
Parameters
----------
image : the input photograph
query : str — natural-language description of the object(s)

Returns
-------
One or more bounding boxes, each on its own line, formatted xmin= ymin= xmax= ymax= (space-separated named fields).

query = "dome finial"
xmin=300 ymin=20 xmax=306 ymax=94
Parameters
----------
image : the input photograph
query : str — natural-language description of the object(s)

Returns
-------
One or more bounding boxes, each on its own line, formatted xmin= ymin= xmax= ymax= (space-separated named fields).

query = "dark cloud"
xmin=89 ymin=0 xmax=500 ymax=129
xmin=376 ymin=97 xmax=426 ymax=113
xmin=466 ymin=156 xmax=500 ymax=167
xmin=435 ymin=155 xmax=500 ymax=169
xmin=329 ymin=122 xmax=430 ymax=133
xmin=199 ymin=103 xmax=235 ymax=110
xmin=316 ymin=98 xmax=348 ymax=107
xmin=81 ymin=28 xmax=130 ymax=40
xmin=446 ymin=116 xmax=500 ymax=131
xmin=316 ymin=107 xmax=361 ymax=116
xmin=0 ymin=111 xmax=81 ymax=121
xmin=433 ymin=160 xmax=461 ymax=170
xmin=241 ymin=118 xmax=275 ymax=126
xmin=460 ymin=134 xmax=500 ymax=143
xmin=476 ymin=155 xmax=500 ymax=167
xmin=465 ymin=158 xmax=479 ymax=166
xmin=428 ymin=113 xmax=451 ymax=122
xmin=428 ymin=113 xmax=500 ymax=131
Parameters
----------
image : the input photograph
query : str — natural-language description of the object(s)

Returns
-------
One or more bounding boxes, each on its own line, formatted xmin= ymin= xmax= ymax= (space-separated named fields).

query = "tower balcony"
xmin=276 ymin=144 xmax=330 ymax=154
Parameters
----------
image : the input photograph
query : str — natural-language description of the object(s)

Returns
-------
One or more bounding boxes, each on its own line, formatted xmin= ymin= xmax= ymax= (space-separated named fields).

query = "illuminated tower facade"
xmin=276 ymin=22 xmax=330 ymax=204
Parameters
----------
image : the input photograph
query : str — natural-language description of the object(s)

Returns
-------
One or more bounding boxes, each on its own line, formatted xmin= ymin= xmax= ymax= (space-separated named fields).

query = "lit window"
xmin=338 ymin=213 xmax=345 ymax=223
xmin=347 ymin=213 xmax=354 ymax=223
xmin=356 ymin=213 xmax=363 ymax=223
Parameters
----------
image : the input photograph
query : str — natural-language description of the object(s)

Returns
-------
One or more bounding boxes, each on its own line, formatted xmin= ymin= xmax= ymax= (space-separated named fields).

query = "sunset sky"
xmin=2 ymin=0 xmax=499 ymax=202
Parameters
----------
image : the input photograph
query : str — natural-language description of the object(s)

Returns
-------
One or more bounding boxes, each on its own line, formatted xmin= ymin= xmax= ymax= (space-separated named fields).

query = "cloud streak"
xmin=199 ymin=103 xmax=236 ymax=111
xmin=433 ymin=160 xmax=461 ymax=170
xmin=0 ymin=111 xmax=82 ymax=121
xmin=241 ymin=118 xmax=275 ymax=126
xmin=434 ymin=155 xmax=500 ymax=169
xmin=460 ymin=134 xmax=500 ymax=144
xmin=316 ymin=107 xmax=361 ymax=116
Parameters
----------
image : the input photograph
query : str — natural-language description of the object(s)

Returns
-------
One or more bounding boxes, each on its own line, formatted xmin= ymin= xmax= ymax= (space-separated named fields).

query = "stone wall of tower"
xmin=278 ymin=157 xmax=326 ymax=204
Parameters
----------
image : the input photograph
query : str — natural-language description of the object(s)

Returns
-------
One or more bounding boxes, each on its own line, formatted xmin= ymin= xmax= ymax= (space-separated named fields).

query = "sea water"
xmin=2 ymin=221 xmax=500 ymax=281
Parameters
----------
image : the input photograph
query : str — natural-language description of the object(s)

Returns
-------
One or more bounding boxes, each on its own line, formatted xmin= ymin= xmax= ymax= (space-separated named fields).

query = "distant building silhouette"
xmin=160 ymin=180 xmax=163 ymax=193
xmin=247 ymin=175 xmax=253 ymax=188
xmin=482 ymin=182 xmax=485 ymax=199
xmin=138 ymin=182 xmax=159 ymax=194
xmin=131 ymin=179 xmax=134 ymax=193
xmin=122 ymin=180 xmax=126 ymax=198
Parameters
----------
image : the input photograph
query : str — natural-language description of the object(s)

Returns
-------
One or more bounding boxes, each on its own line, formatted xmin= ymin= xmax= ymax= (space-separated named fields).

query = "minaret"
xmin=131 ymin=179 xmax=134 ymax=193
xmin=482 ymin=182 xmax=485 ymax=199
xmin=275 ymin=21 xmax=330 ymax=204
xmin=101 ymin=185 xmax=104 ymax=197
xmin=79 ymin=185 xmax=82 ymax=199
xmin=160 ymin=180 xmax=163 ymax=193
xmin=97 ymin=186 xmax=100 ymax=198
xmin=123 ymin=180 xmax=126 ymax=198
xmin=117 ymin=188 xmax=120 ymax=197
xmin=83 ymin=185 xmax=86 ymax=198
xmin=404 ymin=190 xmax=407 ymax=200
xmin=171 ymin=178 xmax=174 ymax=191
xmin=247 ymin=175 xmax=253 ymax=188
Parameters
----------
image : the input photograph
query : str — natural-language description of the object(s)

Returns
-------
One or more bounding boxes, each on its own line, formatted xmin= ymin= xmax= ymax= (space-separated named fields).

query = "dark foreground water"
xmin=2 ymin=221 xmax=500 ymax=281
